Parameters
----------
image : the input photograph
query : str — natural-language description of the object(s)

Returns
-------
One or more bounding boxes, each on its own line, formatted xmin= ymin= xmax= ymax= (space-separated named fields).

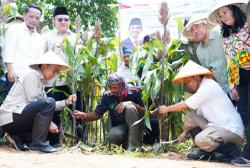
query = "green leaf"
xmin=83 ymin=47 xmax=98 ymax=65
xmin=173 ymin=17 xmax=184 ymax=36
xmin=3 ymin=4 xmax=12 ymax=16
xmin=150 ymin=69 xmax=161 ymax=100
xmin=141 ymin=49 xmax=154 ymax=80
xmin=131 ymin=117 xmax=144 ymax=127
xmin=144 ymin=115 xmax=151 ymax=130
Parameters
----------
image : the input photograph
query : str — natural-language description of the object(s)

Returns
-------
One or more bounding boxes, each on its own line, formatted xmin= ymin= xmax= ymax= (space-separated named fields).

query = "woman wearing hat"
xmin=209 ymin=1 xmax=250 ymax=165
xmin=0 ymin=51 xmax=76 ymax=153
xmin=158 ymin=60 xmax=244 ymax=162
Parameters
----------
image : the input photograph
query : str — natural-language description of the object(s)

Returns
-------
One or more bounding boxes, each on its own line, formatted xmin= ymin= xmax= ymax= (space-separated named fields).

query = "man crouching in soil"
xmin=155 ymin=60 xmax=244 ymax=163
xmin=74 ymin=72 xmax=145 ymax=151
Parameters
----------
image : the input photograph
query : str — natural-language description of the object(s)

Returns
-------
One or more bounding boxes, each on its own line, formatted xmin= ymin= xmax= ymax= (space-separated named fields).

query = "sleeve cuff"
xmin=55 ymin=100 xmax=67 ymax=111
xmin=185 ymin=99 xmax=197 ymax=110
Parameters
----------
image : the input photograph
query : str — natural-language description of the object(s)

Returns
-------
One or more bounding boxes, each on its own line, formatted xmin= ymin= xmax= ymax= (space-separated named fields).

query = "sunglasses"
xmin=56 ymin=18 xmax=70 ymax=22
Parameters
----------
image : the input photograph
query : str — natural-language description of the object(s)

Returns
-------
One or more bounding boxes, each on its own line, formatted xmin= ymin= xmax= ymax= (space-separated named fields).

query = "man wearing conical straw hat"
xmin=158 ymin=60 xmax=244 ymax=162
xmin=0 ymin=51 xmax=76 ymax=153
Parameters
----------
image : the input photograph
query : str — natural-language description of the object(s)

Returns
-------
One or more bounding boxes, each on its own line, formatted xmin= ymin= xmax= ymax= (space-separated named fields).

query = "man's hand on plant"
xmin=159 ymin=105 xmax=168 ymax=114
xmin=178 ymin=131 xmax=188 ymax=143
xmin=150 ymin=108 xmax=159 ymax=118
xmin=73 ymin=110 xmax=86 ymax=120
xmin=65 ymin=94 xmax=77 ymax=105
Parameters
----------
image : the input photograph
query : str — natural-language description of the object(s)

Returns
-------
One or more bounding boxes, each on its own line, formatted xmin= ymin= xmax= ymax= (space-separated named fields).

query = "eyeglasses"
xmin=56 ymin=18 xmax=70 ymax=22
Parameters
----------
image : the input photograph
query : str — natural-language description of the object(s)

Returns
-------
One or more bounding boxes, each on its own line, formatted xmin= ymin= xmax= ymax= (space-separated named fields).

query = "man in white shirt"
xmin=157 ymin=60 xmax=244 ymax=162
xmin=3 ymin=4 xmax=44 ymax=92
xmin=42 ymin=6 xmax=85 ymax=146
xmin=0 ymin=51 xmax=76 ymax=153
xmin=118 ymin=47 xmax=135 ymax=85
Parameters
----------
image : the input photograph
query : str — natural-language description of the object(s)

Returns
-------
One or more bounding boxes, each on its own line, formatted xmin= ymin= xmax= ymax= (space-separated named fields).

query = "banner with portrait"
xmin=118 ymin=0 xmax=218 ymax=50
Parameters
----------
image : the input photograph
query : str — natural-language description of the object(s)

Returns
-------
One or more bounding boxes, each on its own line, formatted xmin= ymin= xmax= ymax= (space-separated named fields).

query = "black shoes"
xmin=6 ymin=134 xmax=30 ymax=151
xmin=30 ymin=141 xmax=62 ymax=153
xmin=214 ymin=142 xmax=241 ymax=162
xmin=188 ymin=142 xmax=241 ymax=162
xmin=16 ymin=141 xmax=30 ymax=151
xmin=187 ymin=149 xmax=215 ymax=160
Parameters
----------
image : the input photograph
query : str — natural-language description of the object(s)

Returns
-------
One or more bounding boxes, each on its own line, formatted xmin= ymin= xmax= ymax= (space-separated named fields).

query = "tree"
xmin=16 ymin=0 xmax=118 ymax=37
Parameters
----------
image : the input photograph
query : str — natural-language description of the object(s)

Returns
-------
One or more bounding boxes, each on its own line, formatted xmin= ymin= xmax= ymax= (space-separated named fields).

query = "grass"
xmin=75 ymin=138 xmax=194 ymax=158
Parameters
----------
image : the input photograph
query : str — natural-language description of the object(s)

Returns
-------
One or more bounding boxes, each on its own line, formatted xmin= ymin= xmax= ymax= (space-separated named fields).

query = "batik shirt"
xmin=224 ymin=23 xmax=250 ymax=89
xmin=95 ymin=87 xmax=144 ymax=127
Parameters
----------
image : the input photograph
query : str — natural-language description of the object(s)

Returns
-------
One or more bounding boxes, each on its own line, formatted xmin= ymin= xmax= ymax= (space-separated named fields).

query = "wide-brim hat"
xmin=172 ymin=60 xmax=213 ymax=84
xmin=30 ymin=51 xmax=71 ymax=72
xmin=6 ymin=15 xmax=24 ymax=24
xmin=182 ymin=13 xmax=217 ymax=39
xmin=208 ymin=0 xmax=248 ymax=25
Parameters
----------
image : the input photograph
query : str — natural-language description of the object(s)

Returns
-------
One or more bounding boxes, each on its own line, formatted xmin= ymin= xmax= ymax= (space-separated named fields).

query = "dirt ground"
xmin=0 ymin=146 xmax=238 ymax=168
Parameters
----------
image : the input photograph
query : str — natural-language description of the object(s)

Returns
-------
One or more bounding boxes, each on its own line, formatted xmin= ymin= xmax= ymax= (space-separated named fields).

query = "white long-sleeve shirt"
xmin=0 ymin=69 xmax=67 ymax=126
xmin=3 ymin=22 xmax=44 ymax=77
xmin=42 ymin=29 xmax=76 ymax=87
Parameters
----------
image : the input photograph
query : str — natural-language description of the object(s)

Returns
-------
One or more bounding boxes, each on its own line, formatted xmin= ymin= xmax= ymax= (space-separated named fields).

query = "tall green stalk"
xmin=132 ymin=2 xmax=189 ymax=144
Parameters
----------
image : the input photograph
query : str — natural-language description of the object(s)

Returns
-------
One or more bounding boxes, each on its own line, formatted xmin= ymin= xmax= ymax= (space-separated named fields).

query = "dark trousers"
xmin=108 ymin=117 xmax=159 ymax=147
xmin=45 ymin=85 xmax=86 ymax=145
xmin=143 ymin=118 xmax=159 ymax=145
xmin=0 ymin=77 xmax=8 ymax=138
xmin=1 ymin=98 xmax=55 ymax=144
xmin=237 ymin=83 xmax=250 ymax=127
xmin=5 ymin=73 xmax=14 ymax=94
xmin=238 ymin=82 xmax=250 ymax=158
xmin=108 ymin=104 xmax=144 ymax=149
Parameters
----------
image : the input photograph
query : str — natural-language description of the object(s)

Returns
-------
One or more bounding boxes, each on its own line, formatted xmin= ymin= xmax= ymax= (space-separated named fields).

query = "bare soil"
xmin=0 ymin=146 xmax=237 ymax=168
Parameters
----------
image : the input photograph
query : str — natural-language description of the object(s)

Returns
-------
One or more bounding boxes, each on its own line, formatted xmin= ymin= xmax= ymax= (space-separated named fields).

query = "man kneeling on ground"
xmin=0 ymin=51 xmax=76 ymax=153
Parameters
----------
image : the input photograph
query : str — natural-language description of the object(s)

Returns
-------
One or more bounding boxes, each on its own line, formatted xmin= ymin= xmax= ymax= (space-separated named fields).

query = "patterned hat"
xmin=107 ymin=72 xmax=125 ymax=87
xmin=182 ymin=13 xmax=216 ymax=39
xmin=122 ymin=47 xmax=132 ymax=55
xmin=172 ymin=60 xmax=213 ymax=84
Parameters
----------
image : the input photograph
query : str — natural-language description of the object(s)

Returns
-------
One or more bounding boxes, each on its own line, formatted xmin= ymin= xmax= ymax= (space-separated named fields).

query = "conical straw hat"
xmin=208 ymin=0 xmax=248 ymax=25
xmin=30 ymin=51 xmax=71 ymax=72
xmin=182 ymin=13 xmax=217 ymax=39
xmin=172 ymin=60 xmax=213 ymax=84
